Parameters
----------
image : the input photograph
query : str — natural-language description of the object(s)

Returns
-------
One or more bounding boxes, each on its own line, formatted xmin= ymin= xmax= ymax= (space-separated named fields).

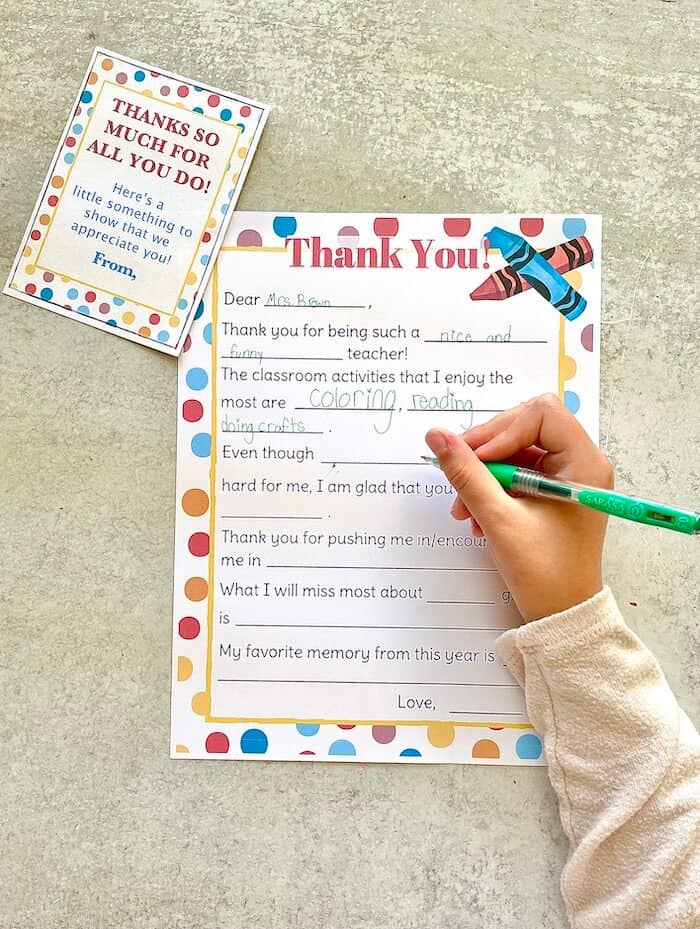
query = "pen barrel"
xmin=511 ymin=470 xmax=575 ymax=501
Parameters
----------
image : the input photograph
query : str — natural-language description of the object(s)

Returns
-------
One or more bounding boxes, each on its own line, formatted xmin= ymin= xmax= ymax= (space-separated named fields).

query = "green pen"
xmin=421 ymin=458 xmax=700 ymax=535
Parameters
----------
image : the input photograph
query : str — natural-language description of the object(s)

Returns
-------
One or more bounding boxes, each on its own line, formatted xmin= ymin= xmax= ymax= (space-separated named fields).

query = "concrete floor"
xmin=1 ymin=1 xmax=698 ymax=927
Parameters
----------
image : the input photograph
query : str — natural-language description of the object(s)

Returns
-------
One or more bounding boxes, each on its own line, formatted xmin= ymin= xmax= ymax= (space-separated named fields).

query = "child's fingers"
xmin=450 ymin=496 xmax=471 ymax=520
xmin=460 ymin=403 xmax=530 ymax=448
xmin=473 ymin=394 xmax=591 ymax=461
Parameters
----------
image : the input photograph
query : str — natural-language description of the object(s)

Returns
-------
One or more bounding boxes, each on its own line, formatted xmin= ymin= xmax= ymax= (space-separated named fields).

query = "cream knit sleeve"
xmin=496 ymin=587 xmax=699 ymax=929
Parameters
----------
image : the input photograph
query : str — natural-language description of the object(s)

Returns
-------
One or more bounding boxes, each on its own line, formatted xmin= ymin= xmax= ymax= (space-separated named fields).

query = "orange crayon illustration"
xmin=470 ymin=236 xmax=593 ymax=301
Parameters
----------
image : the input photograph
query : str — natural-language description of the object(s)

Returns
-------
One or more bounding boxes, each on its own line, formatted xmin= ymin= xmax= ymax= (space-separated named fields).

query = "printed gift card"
xmin=4 ymin=48 xmax=269 ymax=355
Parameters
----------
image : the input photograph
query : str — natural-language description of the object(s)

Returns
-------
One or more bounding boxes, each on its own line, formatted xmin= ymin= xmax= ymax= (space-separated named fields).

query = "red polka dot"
xmin=299 ymin=750 xmax=316 ymax=756
xmin=240 ymin=105 xmax=251 ymax=117
xmin=208 ymin=93 xmax=220 ymax=106
xmin=85 ymin=291 xmax=96 ymax=303
xmin=65 ymin=136 xmax=76 ymax=148
xmin=205 ymin=732 xmax=229 ymax=753
xmin=160 ymin=85 xmax=171 ymax=96
xmin=25 ymin=283 xmax=36 ymax=295
xmin=373 ymin=217 xmax=399 ymax=237
xmin=177 ymin=85 xmax=189 ymax=98
xmin=30 ymin=230 xmax=41 ymax=241
xmin=150 ymin=71 xmax=160 ymax=77
xmin=519 ymin=218 xmax=544 ymax=237
xmin=183 ymin=334 xmax=192 ymax=353
xmin=149 ymin=313 xmax=160 ymax=324
xmin=98 ymin=302 xmax=110 ymax=314
xmin=116 ymin=72 xmax=128 ymax=85
xmin=337 ymin=724 xmax=356 ymax=730
xmin=202 ymin=232 xmax=211 ymax=243
xmin=48 ymin=195 xmax=59 ymax=207
xmin=371 ymin=725 xmax=396 ymax=744
xmin=43 ymin=272 xmax=54 ymax=282
xmin=188 ymin=532 xmax=210 ymax=557
xmin=178 ymin=616 xmax=200 ymax=640
xmin=443 ymin=218 xmax=471 ymax=237
xmin=183 ymin=399 xmax=203 ymax=422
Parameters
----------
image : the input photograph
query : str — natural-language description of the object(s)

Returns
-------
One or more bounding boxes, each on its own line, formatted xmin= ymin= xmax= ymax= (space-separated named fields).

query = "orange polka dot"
xmin=122 ymin=310 xmax=135 ymax=325
xmin=138 ymin=326 xmax=151 ymax=337
xmin=427 ymin=723 xmax=455 ymax=748
xmin=51 ymin=176 xmax=64 ymax=189
xmin=237 ymin=147 xmax=248 ymax=158
xmin=191 ymin=691 xmax=209 ymax=715
xmin=564 ymin=269 xmax=583 ymax=290
xmin=175 ymin=744 xmax=190 ymax=753
xmin=61 ymin=276 xmax=70 ymax=283
xmin=169 ymin=315 xmax=180 ymax=327
xmin=101 ymin=58 xmax=113 ymax=71
xmin=185 ymin=577 xmax=208 ymax=601
xmin=207 ymin=217 xmax=217 ymax=229
xmin=25 ymin=264 xmax=36 ymax=275
xmin=186 ymin=271 xmax=197 ymax=285
xmin=177 ymin=656 xmax=193 ymax=681
xmin=87 ymin=71 xmax=98 ymax=85
xmin=182 ymin=488 xmax=209 ymax=516
xmin=39 ymin=214 xmax=50 ymax=226
xmin=22 ymin=246 xmax=31 ymax=257
xmin=472 ymin=738 xmax=500 ymax=759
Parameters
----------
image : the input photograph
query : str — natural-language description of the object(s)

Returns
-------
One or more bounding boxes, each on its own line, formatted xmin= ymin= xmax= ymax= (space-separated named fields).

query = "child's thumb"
xmin=425 ymin=429 xmax=508 ymax=529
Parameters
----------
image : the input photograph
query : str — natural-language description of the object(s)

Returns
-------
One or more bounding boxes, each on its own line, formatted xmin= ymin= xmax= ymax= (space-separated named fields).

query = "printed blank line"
xmin=236 ymin=623 xmax=507 ymax=631
xmin=222 ymin=429 xmax=325 ymax=435
xmin=294 ymin=406 xmax=396 ymax=412
xmin=427 ymin=599 xmax=496 ymax=605
xmin=320 ymin=460 xmax=431 ymax=466
xmin=449 ymin=710 xmax=526 ymax=716
xmin=264 ymin=303 xmax=366 ymax=309
xmin=407 ymin=408 xmax=505 ymax=414
xmin=217 ymin=679 xmax=520 ymax=687
xmin=220 ymin=355 xmax=343 ymax=361
xmin=222 ymin=516 xmax=324 ymax=520
xmin=266 ymin=565 xmax=498 ymax=572
xmin=423 ymin=339 xmax=548 ymax=344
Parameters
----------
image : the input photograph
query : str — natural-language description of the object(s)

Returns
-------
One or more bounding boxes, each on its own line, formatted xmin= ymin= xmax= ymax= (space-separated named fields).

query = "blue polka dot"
xmin=562 ymin=217 xmax=587 ymax=239
xmin=80 ymin=90 xmax=93 ymax=104
xmin=564 ymin=390 xmax=581 ymax=414
xmin=296 ymin=724 xmax=320 ymax=737
xmin=220 ymin=108 xmax=232 ymax=121
xmin=178 ymin=298 xmax=188 ymax=310
xmin=400 ymin=748 xmax=422 ymax=758
xmin=67 ymin=287 xmax=79 ymax=299
xmin=240 ymin=728 xmax=268 ymax=754
xmin=194 ymin=300 xmax=205 ymax=320
xmin=87 ymin=107 xmax=94 ymax=116
xmin=236 ymin=122 xmax=245 ymax=132
xmin=203 ymin=323 xmax=212 ymax=345
xmin=193 ymin=106 xmax=204 ymax=114
xmin=134 ymin=70 xmax=146 ymax=82
xmin=273 ymin=215 xmax=298 ymax=238
xmin=220 ymin=203 xmax=228 ymax=215
xmin=64 ymin=153 xmax=74 ymax=165
xmin=72 ymin=123 xmax=83 ymax=135
xmin=106 ymin=319 xmax=117 ymax=327
xmin=113 ymin=296 xmax=125 ymax=306
xmin=191 ymin=433 xmax=212 ymax=458
xmin=200 ymin=254 xmax=209 ymax=266
xmin=157 ymin=330 xmax=169 ymax=343
xmin=40 ymin=287 xmax=53 ymax=301
xmin=77 ymin=305 xmax=90 ymax=315
xmin=186 ymin=367 xmax=208 ymax=390
xmin=328 ymin=739 xmax=356 ymax=756
xmin=515 ymin=733 xmax=542 ymax=760
xmin=227 ymin=189 xmax=235 ymax=200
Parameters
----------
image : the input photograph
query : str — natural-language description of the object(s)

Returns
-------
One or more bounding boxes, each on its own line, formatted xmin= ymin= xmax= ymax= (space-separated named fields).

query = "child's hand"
xmin=425 ymin=394 xmax=613 ymax=622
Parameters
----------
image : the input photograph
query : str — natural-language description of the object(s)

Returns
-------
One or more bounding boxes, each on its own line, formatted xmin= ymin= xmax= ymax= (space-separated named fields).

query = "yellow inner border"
xmin=203 ymin=251 xmax=565 ymax=728
xmin=33 ymin=79 xmax=242 ymax=318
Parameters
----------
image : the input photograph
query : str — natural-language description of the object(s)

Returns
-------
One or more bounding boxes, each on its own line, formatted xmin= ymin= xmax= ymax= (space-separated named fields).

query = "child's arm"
xmin=425 ymin=395 xmax=700 ymax=929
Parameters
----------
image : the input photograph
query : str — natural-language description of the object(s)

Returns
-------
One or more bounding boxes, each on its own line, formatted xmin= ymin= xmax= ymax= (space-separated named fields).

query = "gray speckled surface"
xmin=1 ymin=2 xmax=697 ymax=927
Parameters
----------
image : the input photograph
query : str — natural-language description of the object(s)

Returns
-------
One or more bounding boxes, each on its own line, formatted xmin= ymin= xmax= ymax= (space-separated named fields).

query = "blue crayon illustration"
xmin=484 ymin=226 xmax=586 ymax=320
